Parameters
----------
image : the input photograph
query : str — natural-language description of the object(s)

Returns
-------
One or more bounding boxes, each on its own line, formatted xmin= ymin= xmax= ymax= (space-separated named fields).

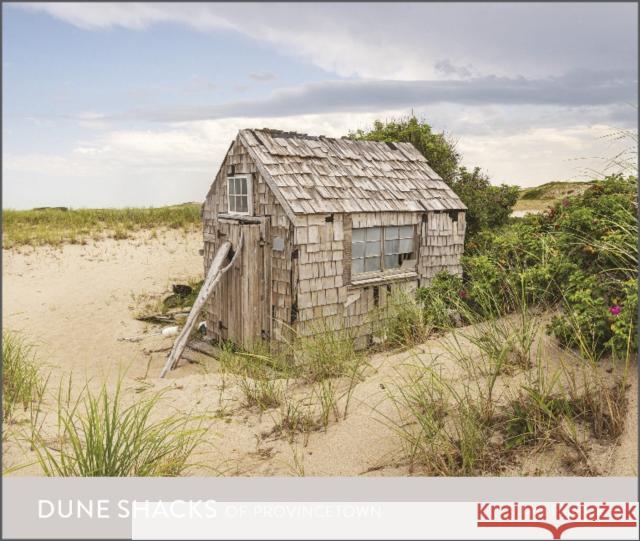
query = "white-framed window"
xmin=351 ymin=225 xmax=414 ymax=276
xmin=227 ymin=175 xmax=251 ymax=215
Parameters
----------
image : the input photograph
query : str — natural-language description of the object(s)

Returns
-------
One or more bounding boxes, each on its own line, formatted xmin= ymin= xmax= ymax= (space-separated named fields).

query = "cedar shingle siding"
xmin=203 ymin=129 xmax=466 ymax=349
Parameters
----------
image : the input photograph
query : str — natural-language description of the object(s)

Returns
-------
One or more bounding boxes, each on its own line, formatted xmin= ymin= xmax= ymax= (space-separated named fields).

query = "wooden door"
xmin=214 ymin=218 xmax=271 ymax=349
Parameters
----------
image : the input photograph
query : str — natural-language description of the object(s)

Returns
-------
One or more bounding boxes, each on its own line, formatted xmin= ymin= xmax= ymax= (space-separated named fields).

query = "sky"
xmin=2 ymin=2 xmax=638 ymax=209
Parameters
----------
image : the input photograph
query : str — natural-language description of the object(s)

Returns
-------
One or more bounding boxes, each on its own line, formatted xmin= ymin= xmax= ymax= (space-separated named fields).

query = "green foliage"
xmin=416 ymin=271 xmax=465 ymax=329
xmin=349 ymin=115 xmax=460 ymax=184
xmin=33 ymin=379 xmax=205 ymax=477
xmin=294 ymin=322 xmax=363 ymax=383
xmin=451 ymin=167 xmax=519 ymax=238
xmin=2 ymin=332 xmax=46 ymax=424
xmin=417 ymin=175 xmax=637 ymax=360
xmin=378 ymin=289 xmax=432 ymax=347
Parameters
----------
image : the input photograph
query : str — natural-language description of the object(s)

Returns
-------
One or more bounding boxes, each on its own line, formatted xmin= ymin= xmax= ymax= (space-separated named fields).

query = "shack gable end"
xmin=203 ymin=137 xmax=295 ymax=345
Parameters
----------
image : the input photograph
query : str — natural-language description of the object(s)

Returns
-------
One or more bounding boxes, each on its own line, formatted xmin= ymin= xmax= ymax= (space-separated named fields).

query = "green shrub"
xmin=380 ymin=289 xmax=433 ymax=346
xmin=416 ymin=271 xmax=466 ymax=329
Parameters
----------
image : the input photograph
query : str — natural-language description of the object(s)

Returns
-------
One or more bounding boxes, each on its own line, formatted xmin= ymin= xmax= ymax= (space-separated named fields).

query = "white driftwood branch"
xmin=159 ymin=234 xmax=243 ymax=378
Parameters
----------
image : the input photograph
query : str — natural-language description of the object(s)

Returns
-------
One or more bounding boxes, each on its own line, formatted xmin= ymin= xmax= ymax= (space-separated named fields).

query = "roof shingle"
xmin=238 ymin=128 xmax=466 ymax=215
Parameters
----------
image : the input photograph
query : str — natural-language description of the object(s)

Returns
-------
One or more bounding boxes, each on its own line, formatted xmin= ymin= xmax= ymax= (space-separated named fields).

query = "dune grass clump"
xmin=269 ymin=397 xmax=319 ymax=445
xmin=237 ymin=376 xmax=284 ymax=411
xmin=32 ymin=379 xmax=206 ymax=477
xmin=375 ymin=289 xmax=432 ymax=349
xmin=2 ymin=332 xmax=46 ymax=424
xmin=383 ymin=364 xmax=495 ymax=475
xmin=293 ymin=322 xmax=364 ymax=383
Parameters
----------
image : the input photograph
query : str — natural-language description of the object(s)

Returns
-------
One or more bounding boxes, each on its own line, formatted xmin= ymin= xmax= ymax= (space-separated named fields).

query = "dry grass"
xmin=381 ymin=320 xmax=632 ymax=476
xmin=3 ymin=204 xmax=201 ymax=248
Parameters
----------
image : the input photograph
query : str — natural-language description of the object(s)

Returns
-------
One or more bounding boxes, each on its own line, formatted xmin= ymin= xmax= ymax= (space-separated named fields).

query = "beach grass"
xmin=3 ymin=204 xmax=201 ymax=248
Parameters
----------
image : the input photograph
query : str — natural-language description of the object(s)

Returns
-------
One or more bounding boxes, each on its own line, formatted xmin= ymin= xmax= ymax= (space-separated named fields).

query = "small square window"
xmin=227 ymin=176 xmax=251 ymax=215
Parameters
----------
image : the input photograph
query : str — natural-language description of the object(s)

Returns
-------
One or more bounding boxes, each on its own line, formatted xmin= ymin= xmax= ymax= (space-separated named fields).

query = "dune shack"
xmin=161 ymin=128 xmax=467 ymax=376
xmin=201 ymin=128 xmax=466 ymax=348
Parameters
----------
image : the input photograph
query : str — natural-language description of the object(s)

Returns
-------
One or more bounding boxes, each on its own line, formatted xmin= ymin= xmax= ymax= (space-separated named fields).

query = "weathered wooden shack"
xmin=202 ymin=129 xmax=466 ymax=349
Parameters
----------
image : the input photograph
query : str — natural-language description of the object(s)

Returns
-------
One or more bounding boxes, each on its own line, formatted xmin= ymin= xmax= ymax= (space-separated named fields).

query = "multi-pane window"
xmin=227 ymin=176 xmax=250 ymax=214
xmin=351 ymin=225 xmax=414 ymax=275
xmin=383 ymin=225 xmax=414 ymax=269
xmin=351 ymin=227 xmax=382 ymax=274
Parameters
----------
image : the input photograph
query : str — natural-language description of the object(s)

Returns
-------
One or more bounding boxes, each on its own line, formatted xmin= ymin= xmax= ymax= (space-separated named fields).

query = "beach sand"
xmin=2 ymin=231 xmax=636 ymax=477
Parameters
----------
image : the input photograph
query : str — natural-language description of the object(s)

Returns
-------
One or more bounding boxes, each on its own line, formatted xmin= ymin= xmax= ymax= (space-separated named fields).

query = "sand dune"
xmin=2 ymin=231 xmax=636 ymax=477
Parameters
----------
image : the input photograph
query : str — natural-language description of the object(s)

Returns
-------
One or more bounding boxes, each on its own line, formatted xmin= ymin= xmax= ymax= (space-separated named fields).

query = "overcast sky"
xmin=3 ymin=2 xmax=638 ymax=209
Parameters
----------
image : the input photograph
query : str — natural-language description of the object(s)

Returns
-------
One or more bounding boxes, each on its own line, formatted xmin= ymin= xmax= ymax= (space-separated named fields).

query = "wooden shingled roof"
xmin=237 ymin=128 xmax=466 ymax=215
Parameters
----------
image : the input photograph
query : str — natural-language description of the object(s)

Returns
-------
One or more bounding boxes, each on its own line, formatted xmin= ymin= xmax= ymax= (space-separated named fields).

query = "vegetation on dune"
xmin=376 ymin=169 xmax=636 ymax=475
xmin=420 ymin=174 xmax=637 ymax=359
xmin=2 ymin=204 xmax=201 ymax=248
xmin=2 ymin=332 xmax=47 ymax=425
xmin=32 ymin=378 xmax=206 ymax=477
xmin=519 ymin=180 xmax=596 ymax=201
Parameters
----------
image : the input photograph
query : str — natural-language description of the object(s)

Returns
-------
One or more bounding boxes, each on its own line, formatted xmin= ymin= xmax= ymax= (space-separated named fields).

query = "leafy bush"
xmin=417 ymin=174 xmax=637 ymax=360
xmin=379 ymin=289 xmax=433 ymax=346
xmin=452 ymin=167 xmax=519 ymax=238
xmin=417 ymin=271 xmax=466 ymax=329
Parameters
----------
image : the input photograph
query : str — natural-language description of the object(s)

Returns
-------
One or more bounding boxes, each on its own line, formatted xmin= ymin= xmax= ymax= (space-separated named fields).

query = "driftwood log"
xmin=159 ymin=234 xmax=243 ymax=378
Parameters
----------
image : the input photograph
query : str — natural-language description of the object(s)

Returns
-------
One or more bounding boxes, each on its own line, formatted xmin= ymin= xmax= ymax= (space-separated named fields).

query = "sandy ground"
xmin=2 ymin=231 xmax=637 ymax=476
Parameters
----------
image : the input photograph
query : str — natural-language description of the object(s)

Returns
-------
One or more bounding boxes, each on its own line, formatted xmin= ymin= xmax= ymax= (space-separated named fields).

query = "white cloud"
xmin=17 ymin=3 xmax=637 ymax=80
xmin=4 ymin=112 xmax=636 ymax=209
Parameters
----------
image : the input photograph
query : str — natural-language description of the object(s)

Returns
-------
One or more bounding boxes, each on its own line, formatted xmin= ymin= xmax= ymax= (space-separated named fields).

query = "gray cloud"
xmin=17 ymin=3 xmax=638 ymax=80
xmin=249 ymin=71 xmax=277 ymax=82
xmin=121 ymin=68 xmax=637 ymax=123
xmin=434 ymin=59 xmax=474 ymax=79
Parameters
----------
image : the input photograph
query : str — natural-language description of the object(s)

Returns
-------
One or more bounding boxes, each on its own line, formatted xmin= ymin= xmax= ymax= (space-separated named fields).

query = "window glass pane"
xmin=365 ymin=256 xmax=381 ymax=272
xmin=352 ymin=228 xmax=366 ymax=242
xmin=365 ymin=240 xmax=381 ymax=256
xmin=384 ymin=255 xmax=400 ymax=269
xmin=240 ymin=177 xmax=247 ymax=195
xmin=384 ymin=239 xmax=399 ymax=255
xmin=399 ymin=238 xmax=413 ymax=253
xmin=385 ymin=226 xmax=398 ymax=240
xmin=352 ymin=243 xmax=365 ymax=258
xmin=228 ymin=179 xmax=234 ymax=197
xmin=399 ymin=225 xmax=413 ymax=238
xmin=352 ymin=258 xmax=364 ymax=274
xmin=366 ymin=227 xmax=381 ymax=241
xmin=229 ymin=195 xmax=236 ymax=212
xmin=238 ymin=196 xmax=248 ymax=213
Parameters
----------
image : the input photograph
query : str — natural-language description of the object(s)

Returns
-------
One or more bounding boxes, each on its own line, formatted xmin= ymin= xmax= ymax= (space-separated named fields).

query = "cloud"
xmin=4 ymin=110 xmax=636 ymax=209
xmin=5 ymin=3 xmax=637 ymax=209
xmin=434 ymin=59 xmax=474 ymax=79
xmin=249 ymin=72 xmax=277 ymax=82
xmin=17 ymin=3 xmax=637 ymax=80
xmin=117 ymin=69 xmax=637 ymax=123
